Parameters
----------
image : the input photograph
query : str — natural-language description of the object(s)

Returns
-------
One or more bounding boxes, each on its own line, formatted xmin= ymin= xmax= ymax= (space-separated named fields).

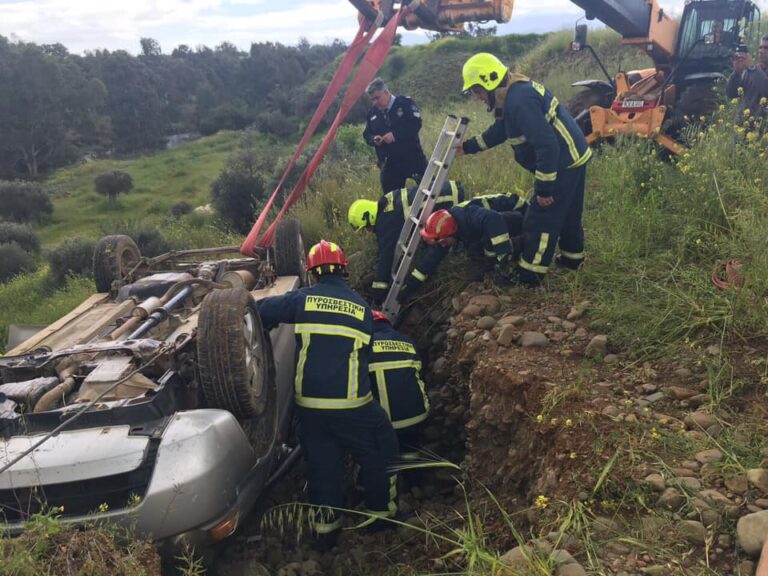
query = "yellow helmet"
xmin=348 ymin=199 xmax=378 ymax=230
xmin=462 ymin=53 xmax=508 ymax=93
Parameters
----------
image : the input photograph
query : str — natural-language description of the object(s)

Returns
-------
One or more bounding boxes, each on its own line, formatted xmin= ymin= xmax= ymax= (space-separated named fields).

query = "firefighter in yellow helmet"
xmin=458 ymin=52 xmax=592 ymax=285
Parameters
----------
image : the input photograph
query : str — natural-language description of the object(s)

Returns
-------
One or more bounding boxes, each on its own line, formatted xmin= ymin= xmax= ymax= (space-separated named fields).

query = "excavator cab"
xmin=348 ymin=0 xmax=515 ymax=31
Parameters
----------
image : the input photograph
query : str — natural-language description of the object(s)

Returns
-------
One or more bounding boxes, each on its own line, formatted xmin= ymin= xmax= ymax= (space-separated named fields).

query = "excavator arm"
xmin=348 ymin=0 xmax=515 ymax=32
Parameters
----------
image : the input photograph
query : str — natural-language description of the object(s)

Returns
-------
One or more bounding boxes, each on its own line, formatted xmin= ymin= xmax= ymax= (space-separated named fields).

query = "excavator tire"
xmin=197 ymin=288 xmax=273 ymax=420
xmin=93 ymin=235 xmax=142 ymax=293
xmin=665 ymin=81 xmax=720 ymax=138
xmin=567 ymin=88 xmax=615 ymax=137
xmin=274 ymin=218 xmax=307 ymax=285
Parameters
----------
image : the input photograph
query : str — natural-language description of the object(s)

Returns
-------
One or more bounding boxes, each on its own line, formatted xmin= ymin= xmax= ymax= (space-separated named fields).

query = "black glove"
xmin=493 ymin=254 xmax=513 ymax=286
xmin=397 ymin=284 xmax=414 ymax=304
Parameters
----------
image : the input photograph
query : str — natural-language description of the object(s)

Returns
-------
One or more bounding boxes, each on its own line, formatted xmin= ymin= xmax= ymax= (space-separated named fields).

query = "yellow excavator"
xmin=567 ymin=0 xmax=761 ymax=154
xmin=347 ymin=0 xmax=514 ymax=32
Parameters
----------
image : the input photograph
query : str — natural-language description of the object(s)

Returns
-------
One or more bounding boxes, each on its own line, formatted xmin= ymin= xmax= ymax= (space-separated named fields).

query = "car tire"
xmin=567 ymin=88 xmax=615 ymax=137
xmin=197 ymin=288 xmax=273 ymax=420
xmin=93 ymin=235 xmax=142 ymax=293
xmin=274 ymin=218 xmax=307 ymax=286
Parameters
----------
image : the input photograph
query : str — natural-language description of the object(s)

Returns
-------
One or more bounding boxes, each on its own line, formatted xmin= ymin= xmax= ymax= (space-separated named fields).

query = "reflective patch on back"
xmin=305 ymin=296 xmax=365 ymax=320
xmin=373 ymin=340 xmax=416 ymax=354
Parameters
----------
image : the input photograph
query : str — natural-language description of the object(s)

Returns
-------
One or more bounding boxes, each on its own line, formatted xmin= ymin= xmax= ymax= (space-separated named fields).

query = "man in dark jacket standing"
xmin=458 ymin=52 xmax=592 ymax=286
xmin=363 ymin=78 xmax=428 ymax=193
xmin=726 ymin=35 xmax=768 ymax=123
xmin=256 ymin=240 xmax=399 ymax=549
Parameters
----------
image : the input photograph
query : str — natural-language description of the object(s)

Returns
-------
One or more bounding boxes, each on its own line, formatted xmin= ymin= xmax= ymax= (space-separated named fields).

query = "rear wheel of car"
xmin=664 ymin=81 xmax=720 ymax=139
xmin=93 ymin=235 xmax=142 ymax=293
xmin=567 ymin=88 xmax=615 ymax=137
xmin=197 ymin=288 xmax=273 ymax=420
xmin=274 ymin=218 xmax=307 ymax=286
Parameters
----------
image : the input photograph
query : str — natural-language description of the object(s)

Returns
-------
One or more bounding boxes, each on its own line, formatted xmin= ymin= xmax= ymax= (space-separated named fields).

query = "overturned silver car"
xmin=0 ymin=219 xmax=306 ymax=553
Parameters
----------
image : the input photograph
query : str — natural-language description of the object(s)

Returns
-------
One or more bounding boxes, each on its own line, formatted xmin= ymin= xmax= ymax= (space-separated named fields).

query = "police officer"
xmin=369 ymin=310 xmax=429 ymax=486
xmin=399 ymin=205 xmax=513 ymax=302
xmin=363 ymin=78 xmax=428 ymax=193
xmin=256 ymin=240 xmax=399 ymax=548
xmin=348 ymin=180 xmax=465 ymax=305
xmin=459 ymin=52 xmax=592 ymax=285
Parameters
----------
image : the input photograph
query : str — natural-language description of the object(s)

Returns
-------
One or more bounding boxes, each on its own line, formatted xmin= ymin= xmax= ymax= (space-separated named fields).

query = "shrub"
xmin=0 ymin=242 xmax=37 ymax=283
xmin=0 ymin=222 xmax=40 ymax=254
xmin=101 ymin=222 xmax=171 ymax=257
xmin=46 ymin=237 xmax=96 ymax=284
xmin=0 ymin=181 xmax=54 ymax=223
xmin=94 ymin=171 xmax=134 ymax=206
xmin=170 ymin=201 xmax=192 ymax=217
xmin=211 ymin=150 xmax=266 ymax=234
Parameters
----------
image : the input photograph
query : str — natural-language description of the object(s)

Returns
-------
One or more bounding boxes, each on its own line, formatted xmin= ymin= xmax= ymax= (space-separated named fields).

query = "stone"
xmin=548 ymin=316 xmax=562 ymax=325
xmin=739 ymin=560 xmax=756 ymax=576
xmin=463 ymin=331 xmax=477 ymax=343
xmin=674 ymin=367 xmax=693 ymax=378
xmin=706 ymin=344 xmax=721 ymax=356
xmin=562 ymin=320 xmax=576 ymax=331
xmin=497 ymin=325 xmax=517 ymax=347
xmin=642 ymin=566 xmax=670 ymax=575
xmin=604 ymin=354 xmax=619 ymax=364
xmin=602 ymin=405 xmax=620 ymax=417
xmin=755 ymin=499 xmax=768 ymax=508
xmin=657 ymin=488 xmax=684 ymax=510
xmin=498 ymin=546 xmax=528 ymax=570
xmin=695 ymin=449 xmax=724 ymax=464
xmin=520 ymin=331 xmax=549 ymax=347
xmin=676 ymin=477 xmax=702 ymax=491
xmin=498 ymin=315 xmax=525 ymax=326
xmin=477 ymin=316 xmax=497 ymax=330
xmin=725 ymin=475 xmax=749 ymax=495
xmin=461 ymin=304 xmax=483 ymax=318
xmin=718 ymin=534 xmax=732 ymax=547
xmin=737 ymin=510 xmax=768 ymax=556
xmin=301 ymin=560 xmax=321 ymax=575
xmin=550 ymin=550 xmax=576 ymax=565
xmin=668 ymin=386 xmax=697 ymax=400
xmin=685 ymin=411 xmax=717 ymax=430
xmin=575 ymin=327 xmax=588 ymax=337
xmin=451 ymin=297 xmax=463 ymax=312
xmin=748 ymin=469 xmax=768 ymax=493
xmin=591 ymin=516 xmax=621 ymax=535
xmin=584 ymin=334 xmax=608 ymax=358
xmin=645 ymin=392 xmax=666 ymax=403
xmin=432 ymin=357 xmax=448 ymax=375
xmin=644 ymin=473 xmax=666 ymax=492
xmin=678 ymin=520 xmax=707 ymax=544
xmin=681 ymin=460 xmax=701 ymax=470
xmin=671 ymin=467 xmax=698 ymax=478
xmin=556 ymin=564 xmax=587 ymax=576
xmin=698 ymin=489 xmax=733 ymax=506
xmin=468 ymin=294 xmax=500 ymax=315
xmin=688 ymin=394 xmax=709 ymax=408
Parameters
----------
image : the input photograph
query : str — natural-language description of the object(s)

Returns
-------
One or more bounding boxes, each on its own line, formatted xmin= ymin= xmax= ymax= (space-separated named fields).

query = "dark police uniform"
xmin=257 ymin=275 xmax=398 ymax=537
xmin=371 ymin=180 xmax=465 ymax=304
xmin=402 ymin=204 xmax=512 ymax=297
xmin=462 ymin=77 xmax=591 ymax=282
xmin=363 ymin=95 xmax=428 ymax=193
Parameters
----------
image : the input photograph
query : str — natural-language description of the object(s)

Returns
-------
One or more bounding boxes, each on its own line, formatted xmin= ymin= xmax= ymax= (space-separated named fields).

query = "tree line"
xmin=0 ymin=35 xmax=348 ymax=179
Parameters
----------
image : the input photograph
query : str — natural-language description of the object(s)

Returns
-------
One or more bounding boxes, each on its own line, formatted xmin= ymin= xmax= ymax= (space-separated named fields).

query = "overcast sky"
xmin=0 ymin=0 xmax=691 ymax=55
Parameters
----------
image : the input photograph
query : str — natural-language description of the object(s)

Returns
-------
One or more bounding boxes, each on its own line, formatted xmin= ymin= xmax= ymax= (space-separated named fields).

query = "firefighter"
xmin=458 ymin=52 xmax=592 ymax=285
xmin=348 ymin=182 xmax=526 ymax=305
xmin=256 ymin=240 xmax=399 ymax=549
xmin=363 ymin=78 xmax=428 ymax=192
xmin=348 ymin=180 xmax=465 ymax=305
xmin=369 ymin=310 xmax=429 ymax=486
xmin=398 ymin=205 xmax=513 ymax=303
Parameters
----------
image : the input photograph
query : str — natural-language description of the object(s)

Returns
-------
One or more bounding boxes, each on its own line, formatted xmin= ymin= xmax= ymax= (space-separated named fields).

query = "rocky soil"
xmin=216 ymin=280 xmax=768 ymax=576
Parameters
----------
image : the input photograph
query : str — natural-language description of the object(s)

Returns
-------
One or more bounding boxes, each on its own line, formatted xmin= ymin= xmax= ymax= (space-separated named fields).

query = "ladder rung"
xmin=431 ymin=160 xmax=445 ymax=168
xmin=409 ymin=215 xmax=419 ymax=225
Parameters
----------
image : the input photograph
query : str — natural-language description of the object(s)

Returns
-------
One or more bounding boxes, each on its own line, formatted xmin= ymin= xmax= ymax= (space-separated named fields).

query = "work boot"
xmin=554 ymin=254 xmax=584 ymax=270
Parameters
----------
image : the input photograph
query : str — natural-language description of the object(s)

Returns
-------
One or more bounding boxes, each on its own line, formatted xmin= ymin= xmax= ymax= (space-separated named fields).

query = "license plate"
xmin=621 ymin=100 xmax=645 ymax=109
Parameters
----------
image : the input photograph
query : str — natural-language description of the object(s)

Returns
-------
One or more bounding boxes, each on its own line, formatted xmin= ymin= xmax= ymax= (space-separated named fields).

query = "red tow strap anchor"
xmin=240 ymin=9 xmax=405 ymax=255
xmin=711 ymin=259 xmax=744 ymax=290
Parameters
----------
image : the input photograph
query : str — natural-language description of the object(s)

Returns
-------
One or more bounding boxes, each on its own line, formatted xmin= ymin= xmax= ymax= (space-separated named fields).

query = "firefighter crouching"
xmin=256 ymin=240 xmax=399 ymax=549
xmin=347 ymin=180 xmax=465 ymax=305
xmin=348 ymin=182 xmax=526 ymax=305
xmin=370 ymin=310 xmax=429 ymax=487
xmin=459 ymin=52 xmax=591 ymax=285
xmin=398 ymin=204 xmax=514 ymax=303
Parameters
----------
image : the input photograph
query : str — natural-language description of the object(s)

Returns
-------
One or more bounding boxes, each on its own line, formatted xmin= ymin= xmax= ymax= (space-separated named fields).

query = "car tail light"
xmin=209 ymin=509 xmax=239 ymax=541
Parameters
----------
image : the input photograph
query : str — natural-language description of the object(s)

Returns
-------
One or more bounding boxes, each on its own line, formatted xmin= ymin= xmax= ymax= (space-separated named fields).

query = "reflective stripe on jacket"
xmin=369 ymin=322 xmax=428 ymax=429
xmin=257 ymin=275 xmax=374 ymax=409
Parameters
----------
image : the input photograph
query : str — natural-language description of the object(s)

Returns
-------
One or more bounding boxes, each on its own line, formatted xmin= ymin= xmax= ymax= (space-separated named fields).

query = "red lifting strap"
xmin=240 ymin=9 xmax=405 ymax=255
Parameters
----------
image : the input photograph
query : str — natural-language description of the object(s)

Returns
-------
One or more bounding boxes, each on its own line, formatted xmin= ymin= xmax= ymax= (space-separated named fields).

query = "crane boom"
xmin=569 ymin=0 xmax=650 ymax=38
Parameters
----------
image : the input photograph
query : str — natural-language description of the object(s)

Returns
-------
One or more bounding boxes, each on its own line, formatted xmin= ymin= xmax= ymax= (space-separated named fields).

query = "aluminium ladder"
xmin=382 ymin=115 xmax=470 ymax=319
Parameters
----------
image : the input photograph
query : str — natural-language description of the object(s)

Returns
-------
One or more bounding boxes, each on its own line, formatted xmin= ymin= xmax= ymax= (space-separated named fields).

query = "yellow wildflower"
xmin=535 ymin=495 xmax=550 ymax=509
xmin=536 ymin=414 xmax=544 ymax=423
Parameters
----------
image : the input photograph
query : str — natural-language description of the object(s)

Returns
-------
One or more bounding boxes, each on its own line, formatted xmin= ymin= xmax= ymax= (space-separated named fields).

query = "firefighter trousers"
xmin=518 ymin=165 xmax=586 ymax=283
xmin=379 ymin=155 xmax=427 ymax=193
xmin=298 ymin=402 xmax=399 ymax=536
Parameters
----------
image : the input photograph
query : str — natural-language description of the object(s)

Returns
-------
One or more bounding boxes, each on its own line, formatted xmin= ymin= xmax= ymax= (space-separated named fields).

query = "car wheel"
xmin=93 ymin=235 xmax=142 ymax=293
xmin=274 ymin=218 xmax=307 ymax=286
xmin=197 ymin=288 xmax=273 ymax=420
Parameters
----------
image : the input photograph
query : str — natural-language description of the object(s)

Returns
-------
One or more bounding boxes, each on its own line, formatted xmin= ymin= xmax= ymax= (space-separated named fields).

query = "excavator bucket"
xmin=349 ymin=0 xmax=514 ymax=31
